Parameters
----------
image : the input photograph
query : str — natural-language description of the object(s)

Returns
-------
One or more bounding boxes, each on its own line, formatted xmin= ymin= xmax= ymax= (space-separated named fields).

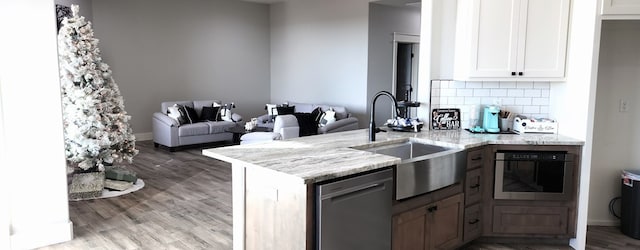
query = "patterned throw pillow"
xmin=177 ymin=105 xmax=198 ymax=124
xmin=167 ymin=104 xmax=184 ymax=125
xmin=319 ymin=108 xmax=336 ymax=127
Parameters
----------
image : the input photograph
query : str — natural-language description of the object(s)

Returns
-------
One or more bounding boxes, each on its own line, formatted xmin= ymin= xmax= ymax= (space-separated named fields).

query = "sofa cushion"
xmin=178 ymin=123 xmax=210 ymax=137
xmin=205 ymin=121 xmax=235 ymax=134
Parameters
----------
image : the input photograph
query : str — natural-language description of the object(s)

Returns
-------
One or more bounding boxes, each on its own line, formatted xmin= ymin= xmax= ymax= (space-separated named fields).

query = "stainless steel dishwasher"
xmin=316 ymin=168 xmax=393 ymax=250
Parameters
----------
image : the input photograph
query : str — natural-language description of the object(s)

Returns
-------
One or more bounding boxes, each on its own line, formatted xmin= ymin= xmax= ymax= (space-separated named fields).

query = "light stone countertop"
xmin=202 ymin=129 xmax=584 ymax=184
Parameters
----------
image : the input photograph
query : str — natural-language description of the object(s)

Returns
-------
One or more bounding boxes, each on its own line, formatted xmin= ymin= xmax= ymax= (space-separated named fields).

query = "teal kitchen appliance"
xmin=482 ymin=106 xmax=500 ymax=133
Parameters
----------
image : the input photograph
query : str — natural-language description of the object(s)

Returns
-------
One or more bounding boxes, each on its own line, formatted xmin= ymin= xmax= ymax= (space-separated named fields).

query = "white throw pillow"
xmin=221 ymin=108 xmax=233 ymax=122
xmin=266 ymin=104 xmax=278 ymax=116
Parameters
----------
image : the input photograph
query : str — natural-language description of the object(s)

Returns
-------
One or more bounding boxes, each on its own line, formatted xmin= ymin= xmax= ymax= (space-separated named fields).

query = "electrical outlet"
xmin=620 ymin=99 xmax=630 ymax=112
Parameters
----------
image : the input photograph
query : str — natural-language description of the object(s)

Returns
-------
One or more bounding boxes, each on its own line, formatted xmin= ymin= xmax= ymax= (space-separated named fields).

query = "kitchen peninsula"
xmin=202 ymin=129 xmax=583 ymax=250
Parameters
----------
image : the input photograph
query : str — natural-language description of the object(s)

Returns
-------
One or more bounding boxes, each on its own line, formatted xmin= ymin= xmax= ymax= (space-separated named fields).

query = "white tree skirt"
xmin=70 ymin=179 xmax=145 ymax=201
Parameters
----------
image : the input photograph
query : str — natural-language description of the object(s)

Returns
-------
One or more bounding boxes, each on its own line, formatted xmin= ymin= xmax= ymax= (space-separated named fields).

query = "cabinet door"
xmin=468 ymin=0 xmax=520 ymax=78
xmin=455 ymin=0 xmax=569 ymax=80
xmin=602 ymin=0 xmax=640 ymax=15
xmin=517 ymin=0 xmax=570 ymax=78
xmin=465 ymin=168 xmax=483 ymax=206
xmin=463 ymin=203 xmax=482 ymax=243
xmin=429 ymin=193 xmax=464 ymax=249
xmin=492 ymin=205 xmax=569 ymax=235
xmin=393 ymin=206 xmax=428 ymax=250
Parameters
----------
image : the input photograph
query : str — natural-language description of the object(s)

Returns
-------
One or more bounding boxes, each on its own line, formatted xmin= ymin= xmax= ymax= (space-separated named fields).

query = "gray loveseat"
xmin=152 ymin=100 xmax=242 ymax=151
xmin=241 ymin=102 xmax=359 ymax=144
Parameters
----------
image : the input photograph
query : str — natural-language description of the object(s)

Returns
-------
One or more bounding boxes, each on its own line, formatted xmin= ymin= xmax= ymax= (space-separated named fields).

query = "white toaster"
xmin=512 ymin=117 xmax=558 ymax=134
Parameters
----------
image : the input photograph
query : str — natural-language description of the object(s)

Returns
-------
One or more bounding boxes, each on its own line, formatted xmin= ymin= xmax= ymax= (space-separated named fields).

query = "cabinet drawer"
xmin=466 ymin=149 xmax=484 ymax=170
xmin=465 ymin=168 xmax=482 ymax=206
xmin=492 ymin=205 xmax=568 ymax=235
xmin=463 ymin=203 xmax=482 ymax=243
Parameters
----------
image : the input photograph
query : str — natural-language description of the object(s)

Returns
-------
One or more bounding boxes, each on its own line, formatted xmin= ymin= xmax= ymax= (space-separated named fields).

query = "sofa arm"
xmin=240 ymin=132 xmax=281 ymax=144
xmin=319 ymin=117 xmax=359 ymax=134
xmin=153 ymin=112 xmax=179 ymax=127
xmin=232 ymin=113 xmax=243 ymax=122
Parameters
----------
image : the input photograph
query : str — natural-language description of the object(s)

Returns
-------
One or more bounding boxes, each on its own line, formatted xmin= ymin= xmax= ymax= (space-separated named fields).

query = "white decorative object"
xmin=58 ymin=5 xmax=138 ymax=172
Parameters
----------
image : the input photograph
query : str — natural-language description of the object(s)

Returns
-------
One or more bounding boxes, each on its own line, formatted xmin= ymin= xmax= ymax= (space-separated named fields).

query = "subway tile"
xmin=431 ymin=97 xmax=440 ymax=105
xmin=505 ymin=105 xmax=523 ymax=114
xmin=491 ymin=89 xmax=507 ymax=96
xmin=432 ymin=89 xmax=441 ymax=97
xmin=457 ymin=89 xmax=473 ymax=97
xmin=523 ymin=106 xmax=540 ymax=113
xmin=441 ymin=88 xmax=456 ymax=97
xmin=540 ymin=106 xmax=549 ymax=114
xmin=474 ymin=89 xmax=491 ymax=96
xmin=542 ymin=89 xmax=550 ymax=97
xmin=480 ymin=97 xmax=494 ymax=105
xmin=451 ymin=81 xmax=466 ymax=89
xmin=501 ymin=97 xmax=515 ymax=105
xmin=516 ymin=82 xmax=534 ymax=88
xmin=515 ymin=97 xmax=532 ymax=105
xmin=500 ymin=82 xmax=517 ymax=88
xmin=440 ymin=81 xmax=450 ymax=88
xmin=483 ymin=82 xmax=499 ymax=88
xmin=524 ymin=89 xmax=542 ymax=97
xmin=532 ymin=97 xmax=549 ymax=105
xmin=448 ymin=97 xmax=465 ymax=105
xmin=507 ymin=89 xmax=524 ymax=97
xmin=466 ymin=82 xmax=483 ymax=88
xmin=431 ymin=80 xmax=441 ymax=88
xmin=465 ymin=97 xmax=482 ymax=105
xmin=534 ymin=82 xmax=551 ymax=89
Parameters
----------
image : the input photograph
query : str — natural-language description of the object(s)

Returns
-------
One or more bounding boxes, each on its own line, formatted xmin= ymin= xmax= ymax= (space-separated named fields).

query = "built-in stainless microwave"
xmin=494 ymin=151 xmax=573 ymax=201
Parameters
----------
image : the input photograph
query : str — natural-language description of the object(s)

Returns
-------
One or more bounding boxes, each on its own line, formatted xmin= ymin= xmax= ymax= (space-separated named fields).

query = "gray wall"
xmin=91 ymin=0 xmax=271 ymax=135
xmin=589 ymin=20 xmax=640 ymax=225
xmin=270 ymin=0 xmax=370 ymax=127
xmin=367 ymin=3 xmax=420 ymax=126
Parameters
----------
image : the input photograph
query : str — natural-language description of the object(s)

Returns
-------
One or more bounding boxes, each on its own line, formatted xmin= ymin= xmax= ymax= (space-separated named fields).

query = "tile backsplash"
xmin=430 ymin=80 xmax=550 ymax=129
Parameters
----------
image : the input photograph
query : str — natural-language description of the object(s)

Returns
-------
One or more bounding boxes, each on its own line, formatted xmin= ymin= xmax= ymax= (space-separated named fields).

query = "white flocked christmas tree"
xmin=58 ymin=5 xmax=138 ymax=173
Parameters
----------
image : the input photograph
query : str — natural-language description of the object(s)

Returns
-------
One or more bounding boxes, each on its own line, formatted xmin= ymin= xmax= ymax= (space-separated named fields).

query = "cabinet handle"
xmin=471 ymin=156 xmax=482 ymax=161
xmin=511 ymin=72 xmax=516 ymax=76
xmin=469 ymin=219 xmax=480 ymax=225
xmin=427 ymin=205 xmax=438 ymax=212
xmin=518 ymin=72 xmax=523 ymax=76
xmin=470 ymin=184 xmax=480 ymax=189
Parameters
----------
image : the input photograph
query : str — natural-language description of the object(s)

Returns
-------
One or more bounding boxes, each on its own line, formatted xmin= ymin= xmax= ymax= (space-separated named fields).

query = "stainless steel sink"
xmin=360 ymin=141 xmax=467 ymax=200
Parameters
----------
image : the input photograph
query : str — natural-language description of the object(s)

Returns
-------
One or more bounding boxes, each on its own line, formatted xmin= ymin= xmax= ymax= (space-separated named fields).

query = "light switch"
xmin=620 ymin=99 xmax=629 ymax=112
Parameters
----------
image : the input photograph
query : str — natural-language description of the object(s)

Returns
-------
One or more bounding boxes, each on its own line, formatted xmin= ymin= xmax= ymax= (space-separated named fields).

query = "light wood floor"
xmin=40 ymin=140 xmax=640 ymax=250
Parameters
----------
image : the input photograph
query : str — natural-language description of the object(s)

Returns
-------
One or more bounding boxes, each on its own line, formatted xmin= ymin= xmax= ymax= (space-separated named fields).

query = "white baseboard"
xmin=587 ymin=219 xmax=620 ymax=226
xmin=10 ymin=220 xmax=73 ymax=249
xmin=135 ymin=132 xmax=152 ymax=141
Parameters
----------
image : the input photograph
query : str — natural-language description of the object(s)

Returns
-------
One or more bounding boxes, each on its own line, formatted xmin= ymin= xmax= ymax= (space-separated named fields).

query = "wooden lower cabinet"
xmin=492 ymin=205 xmax=569 ymax=235
xmin=392 ymin=193 xmax=464 ymax=250
xmin=463 ymin=203 xmax=482 ymax=243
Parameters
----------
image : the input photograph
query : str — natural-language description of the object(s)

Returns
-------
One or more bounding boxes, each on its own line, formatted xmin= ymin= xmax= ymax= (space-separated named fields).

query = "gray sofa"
xmin=242 ymin=102 xmax=359 ymax=144
xmin=152 ymin=100 xmax=242 ymax=151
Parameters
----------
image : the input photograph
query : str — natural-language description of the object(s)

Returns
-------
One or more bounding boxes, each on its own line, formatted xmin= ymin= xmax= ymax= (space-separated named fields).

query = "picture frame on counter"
xmin=432 ymin=108 xmax=461 ymax=130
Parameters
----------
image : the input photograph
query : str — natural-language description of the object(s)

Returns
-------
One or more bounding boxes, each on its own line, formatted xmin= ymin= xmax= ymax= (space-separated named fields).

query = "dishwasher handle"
xmin=321 ymin=177 xmax=392 ymax=203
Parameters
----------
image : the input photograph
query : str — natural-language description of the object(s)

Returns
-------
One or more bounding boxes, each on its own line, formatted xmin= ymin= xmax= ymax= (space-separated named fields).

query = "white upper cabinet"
xmin=602 ymin=0 xmax=640 ymax=16
xmin=454 ymin=0 xmax=571 ymax=81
